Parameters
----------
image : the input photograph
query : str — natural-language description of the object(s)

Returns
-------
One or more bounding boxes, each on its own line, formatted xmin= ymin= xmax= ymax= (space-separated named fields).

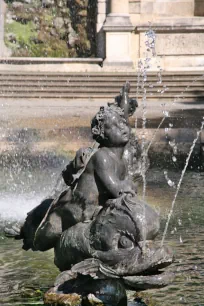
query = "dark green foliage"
xmin=4 ymin=0 xmax=97 ymax=57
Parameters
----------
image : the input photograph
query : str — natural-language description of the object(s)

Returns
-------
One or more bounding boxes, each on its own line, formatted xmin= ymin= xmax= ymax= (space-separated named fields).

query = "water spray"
xmin=136 ymin=26 xmax=157 ymax=252
xmin=146 ymin=74 xmax=204 ymax=155
xmin=161 ymin=120 xmax=204 ymax=246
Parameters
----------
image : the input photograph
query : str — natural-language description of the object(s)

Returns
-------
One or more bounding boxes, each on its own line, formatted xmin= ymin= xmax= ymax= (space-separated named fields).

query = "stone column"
xmin=96 ymin=0 xmax=107 ymax=58
xmin=110 ymin=0 xmax=129 ymax=13
xmin=103 ymin=0 xmax=134 ymax=67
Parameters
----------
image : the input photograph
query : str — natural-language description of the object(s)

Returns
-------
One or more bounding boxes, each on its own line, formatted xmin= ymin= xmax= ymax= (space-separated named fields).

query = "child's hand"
xmin=74 ymin=148 xmax=89 ymax=170
xmin=122 ymin=180 xmax=137 ymax=197
xmin=121 ymin=81 xmax=130 ymax=94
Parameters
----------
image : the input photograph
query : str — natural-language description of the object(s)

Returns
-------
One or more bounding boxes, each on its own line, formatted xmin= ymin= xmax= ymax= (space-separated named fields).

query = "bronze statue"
xmin=5 ymin=83 xmax=174 ymax=306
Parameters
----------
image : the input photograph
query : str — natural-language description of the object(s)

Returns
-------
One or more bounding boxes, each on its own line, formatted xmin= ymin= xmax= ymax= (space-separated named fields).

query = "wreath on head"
xmin=91 ymin=105 xmax=124 ymax=143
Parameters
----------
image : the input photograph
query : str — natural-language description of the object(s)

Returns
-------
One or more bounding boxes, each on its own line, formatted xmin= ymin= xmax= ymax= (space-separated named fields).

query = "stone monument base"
xmin=44 ymin=278 xmax=127 ymax=306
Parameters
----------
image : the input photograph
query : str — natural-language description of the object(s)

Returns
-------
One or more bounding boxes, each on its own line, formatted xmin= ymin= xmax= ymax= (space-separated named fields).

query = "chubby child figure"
xmin=75 ymin=106 xmax=137 ymax=206
xmin=33 ymin=105 xmax=137 ymax=251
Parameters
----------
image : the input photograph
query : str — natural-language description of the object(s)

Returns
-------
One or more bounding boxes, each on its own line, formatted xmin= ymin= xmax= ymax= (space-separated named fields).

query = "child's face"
xmin=103 ymin=112 xmax=130 ymax=147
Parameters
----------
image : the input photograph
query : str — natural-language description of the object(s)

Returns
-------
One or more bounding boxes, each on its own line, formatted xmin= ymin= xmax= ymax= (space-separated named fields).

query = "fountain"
xmin=4 ymin=83 xmax=176 ymax=306
xmin=1 ymin=10 xmax=204 ymax=304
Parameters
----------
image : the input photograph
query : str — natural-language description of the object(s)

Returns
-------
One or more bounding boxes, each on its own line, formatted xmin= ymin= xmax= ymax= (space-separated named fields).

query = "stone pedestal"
xmin=110 ymin=0 xmax=129 ymax=13
xmin=96 ymin=0 xmax=107 ymax=58
xmin=103 ymin=0 xmax=134 ymax=67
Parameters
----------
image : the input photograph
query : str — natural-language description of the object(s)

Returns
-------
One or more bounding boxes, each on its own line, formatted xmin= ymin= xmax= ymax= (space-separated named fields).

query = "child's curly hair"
xmin=91 ymin=105 xmax=124 ymax=144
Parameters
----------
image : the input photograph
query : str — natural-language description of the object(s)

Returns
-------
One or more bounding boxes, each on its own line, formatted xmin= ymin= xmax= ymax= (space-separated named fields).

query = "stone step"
xmin=0 ymin=86 xmax=203 ymax=93
xmin=0 ymin=70 xmax=203 ymax=75
xmin=1 ymin=92 xmax=203 ymax=99
xmin=0 ymin=75 xmax=203 ymax=82
xmin=0 ymin=81 xmax=204 ymax=87
xmin=0 ymin=71 xmax=203 ymax=77
xmin=0 ymin=71 xmax=203 ymax=100
xmin=0 ymin=75 xmax=203 ymax=83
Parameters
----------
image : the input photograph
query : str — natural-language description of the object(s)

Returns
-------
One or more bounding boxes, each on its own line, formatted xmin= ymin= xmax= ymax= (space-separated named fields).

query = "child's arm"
xmin=62 ymin=147 xmax=93 ymax=186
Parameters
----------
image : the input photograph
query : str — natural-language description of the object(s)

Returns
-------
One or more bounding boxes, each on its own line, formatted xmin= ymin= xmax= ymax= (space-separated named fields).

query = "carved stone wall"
xmin=139 ymin=0 xmax=194 ymax=16
xmin=129 ymin=0 xmax=141 ymax=14
xmin=125 ymin=0 xmax=204 ymax=70
xmin=129 ymin=0 xmax=204 ymax=17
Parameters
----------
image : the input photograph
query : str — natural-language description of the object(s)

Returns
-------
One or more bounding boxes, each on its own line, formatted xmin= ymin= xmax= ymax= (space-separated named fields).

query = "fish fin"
xmin=4 ymin=225 xmax=21 ymax=238
xmin=71 ymin=258 xmax=101 ymax=277
xmin=54 ymin=270 xmax=77 ymax=287
xmin=99 ymin=264 xmax=119 ymax=279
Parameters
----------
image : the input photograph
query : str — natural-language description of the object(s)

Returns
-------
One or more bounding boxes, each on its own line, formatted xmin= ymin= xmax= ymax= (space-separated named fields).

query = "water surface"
xmin=0 ymin=167 xmax=204 ymax=306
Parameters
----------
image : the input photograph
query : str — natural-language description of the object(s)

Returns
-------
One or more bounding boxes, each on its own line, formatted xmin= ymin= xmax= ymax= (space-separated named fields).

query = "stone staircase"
xmin=0 ymin=71 xmax=204 ymax=101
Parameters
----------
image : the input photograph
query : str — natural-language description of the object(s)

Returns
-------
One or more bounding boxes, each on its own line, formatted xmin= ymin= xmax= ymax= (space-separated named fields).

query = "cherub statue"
xmin=5 ymin=82 xmax=140 ymax=251
xmin=33 ymin=97 xmax=138 ymax=251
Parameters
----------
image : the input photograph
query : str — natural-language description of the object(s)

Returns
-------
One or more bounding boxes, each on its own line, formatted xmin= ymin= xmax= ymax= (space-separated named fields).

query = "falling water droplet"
xmin=145 ymin=28 xmax=156 ymax=56
xmin=173 ymin=146 xmax=178 ymax=155
xmin=172 ymin=156 xmax=177 ymax=162
xmin=179 ymin=236 xmax=183 ymax=243
xmin=163 ymin=110 xmax=169 ymax=117
xmin=178 ymin=218 xmax=182 ymax=226
xmin=164 ymin=170 xmax=175 ymax=188
xmin=167 ymin=179 xmax=175 ymax=187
